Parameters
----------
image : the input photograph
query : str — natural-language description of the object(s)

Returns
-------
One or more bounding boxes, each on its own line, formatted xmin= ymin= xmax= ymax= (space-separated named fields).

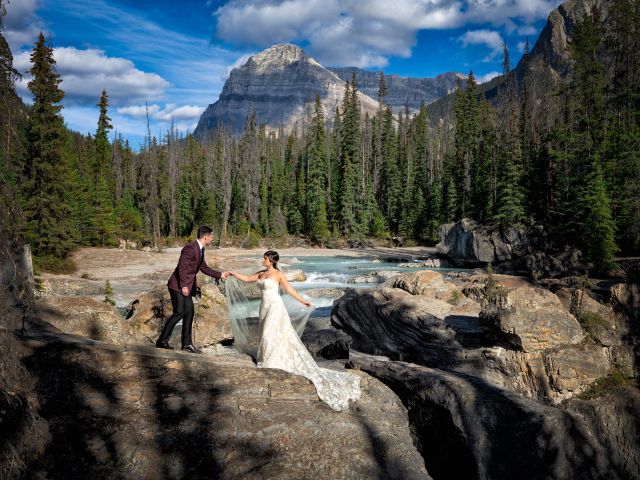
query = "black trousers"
xmin=157 ymin=287 xmax=195 ymax=347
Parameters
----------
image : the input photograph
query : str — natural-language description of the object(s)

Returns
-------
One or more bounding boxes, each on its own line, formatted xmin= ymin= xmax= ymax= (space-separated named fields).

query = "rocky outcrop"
xmin=41 ymin=296 xmax=136 ymax=343
xmin=481 ymin=284 xmax=585 ymax=352
xmin=436 ymin=219 xmax=584 ymax=277
xmin=398 ymin=257 xmax=451 ymax=269
xmin=384 ymin=270 xmax=467 ymax=305
xmin=43 ymin=281 xmax=233 ymax=348
xmin=329 ymin=67 xmax=465 ymax=112
xmin=349 ymin=357 xmax=640 ymax=480
xmin=301 ymin=328 xmax=352 ymax=360
xmin=332 ymin=271 xmax=619 ymax=402
xmin=195 ymin=44 xmax=380 ymax=137
xmin=20 ymin=332 xmax=431 ymax=479
xmin=347 ymin=270 xmax=400 ymax=284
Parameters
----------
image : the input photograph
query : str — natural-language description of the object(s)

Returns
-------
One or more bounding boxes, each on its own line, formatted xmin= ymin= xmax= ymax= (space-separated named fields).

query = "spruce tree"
xmin=493 ymin=43 xmax=526 ymax=225
xmin=22 ymin=32 xmax=75 ymax=260
xmin=307 ymin=95 xmax=329 ymax=241
xmin=91 ymin=89 xmax=117 ymax=245
xmin=115 ymin=190 xmax=143 ymax=246
xmin=580 ymin=159 xmax=618 ymax=270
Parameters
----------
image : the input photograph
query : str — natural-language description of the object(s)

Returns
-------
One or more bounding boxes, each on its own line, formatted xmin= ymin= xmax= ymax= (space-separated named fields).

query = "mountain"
xmin=194 ymin=44 xmax=380 ymax=137
xmin=194 ymin=44 xmax=466 ymax=138
xmin=328 ymin=67 xmax=466 ymax=112
xmin=428 ymin=0 xmax=611 ymax=124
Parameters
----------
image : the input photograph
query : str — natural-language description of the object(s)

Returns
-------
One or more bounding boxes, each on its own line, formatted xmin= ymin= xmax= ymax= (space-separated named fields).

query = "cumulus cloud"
xmin=3 ymin=0 xmax=44 ymax=53
xmin=14 ymin=47 xmax=170 ymax=106
xmin=214 ymin=0 xmax=557 ymax=67
xmin=458 ymin=29 xmax=504 ymax=61
xmin=117 ymin=103 xmax=205 ymax=123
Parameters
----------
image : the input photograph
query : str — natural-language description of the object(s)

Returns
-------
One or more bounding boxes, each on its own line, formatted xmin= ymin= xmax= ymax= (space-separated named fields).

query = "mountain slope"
xmin=194 ymin=44 xmax=380 ymax=137
xmin=329 ymin=67 xmax=465 ymax=112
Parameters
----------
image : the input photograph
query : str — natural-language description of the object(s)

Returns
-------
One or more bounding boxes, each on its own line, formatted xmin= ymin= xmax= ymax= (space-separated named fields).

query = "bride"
xmin=229 ymin=250 xmax=360 ymax=411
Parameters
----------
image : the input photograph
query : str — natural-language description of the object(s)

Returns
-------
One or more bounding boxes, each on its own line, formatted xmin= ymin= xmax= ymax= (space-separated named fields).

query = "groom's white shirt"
xmin=196 ymin=239 xmax=203 ymax=250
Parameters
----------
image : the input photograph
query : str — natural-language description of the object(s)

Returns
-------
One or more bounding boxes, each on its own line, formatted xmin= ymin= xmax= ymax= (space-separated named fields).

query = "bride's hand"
xmin=302 ymin=300 xmax=313 ymax=308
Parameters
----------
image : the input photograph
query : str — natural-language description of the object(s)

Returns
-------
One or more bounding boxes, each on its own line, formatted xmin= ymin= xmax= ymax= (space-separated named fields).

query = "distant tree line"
xmin=1 ymin=1 xmax=638 ymax=273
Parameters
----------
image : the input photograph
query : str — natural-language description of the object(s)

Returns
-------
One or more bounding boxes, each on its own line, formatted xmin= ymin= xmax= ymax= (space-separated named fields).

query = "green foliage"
xmin=579 ymin=159 xmax=618 ymax=270
xmin=115 ymin=190 xmax=143 ymax=243
xmin=103 ymin=280 xmax=115 ymax=305
xmin=33 ymin=255 xmax=76 ymax=274
xmin=577 ymin=369 xmax=635 ymax=400
xmin=8 ymin=3 xmax=640 ymax=263
xmin=22 ymin=33 xmax=76 ymax=259
xmin=576 ymin=310 xmax=608 ymax=332
xmin=484 ymin=263 xmax=506 ymax=305
xmin=307 ymin=96 xmax=330 ymax=242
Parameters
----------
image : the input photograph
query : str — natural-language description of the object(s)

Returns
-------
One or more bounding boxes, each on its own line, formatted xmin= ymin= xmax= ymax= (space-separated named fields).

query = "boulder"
xmin=384 ymin=270 xmax=467 ymax=306
xmin=555 ymin=287 xmax=622 ymax=347
xmin=302 ymin=288 xmax=347 ymax=300
xmin=332 ymin=287 xmax=462 ymax=368
xmin=41 ymin=280 xmax=233 ymax=348
xmin=482 ymin=285 xmax=584 ymax=353
xmin=350 ymin=356 xmax=640 ymax=480
xmin=193 ymin=283 xmax=234 ymax=346
xmin=41 ymin=296 xmax=134 ymax=343
xmin=21 ymin=336 xmax=431 ymax=479
xmin=125 ymin=282 xmax=233 ymax=347
xmin=509 ymin=248 xmax=584 ymax=278
xmin=347 ymin=270 xmax=400 ymax=284
xmin=301 ymin=328 xmax=352 ymax=360
xmin=435 ymin=219 xmax=585 ymax=278
xmin=542 ymin=344 xmax=611 ymax=394
xmin=332 ymin=278 xmax=614 ymax=401
xmin=398 ymin=257 xmax=451 ymax=268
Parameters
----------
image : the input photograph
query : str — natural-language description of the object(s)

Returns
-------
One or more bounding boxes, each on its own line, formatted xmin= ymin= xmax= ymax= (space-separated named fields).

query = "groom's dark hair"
xmin=197 ymin=226 xmax=213 ymax=239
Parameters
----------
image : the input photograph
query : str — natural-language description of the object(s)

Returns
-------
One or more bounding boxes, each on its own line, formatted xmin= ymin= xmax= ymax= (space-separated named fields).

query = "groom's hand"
xmin=181 ymin=287 xmax=189 ymax=296
xmin=221 ymin=271 xmax=230 ymax=280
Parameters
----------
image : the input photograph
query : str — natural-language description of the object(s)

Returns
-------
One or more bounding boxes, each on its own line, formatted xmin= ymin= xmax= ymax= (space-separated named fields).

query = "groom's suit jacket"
xmin=167 ymin=240 xmax=222 ymax=294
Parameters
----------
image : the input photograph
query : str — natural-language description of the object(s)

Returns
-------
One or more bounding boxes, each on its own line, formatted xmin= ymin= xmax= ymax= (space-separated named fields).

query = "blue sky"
xmin=4 ymin=0 xmax=562 ymax=148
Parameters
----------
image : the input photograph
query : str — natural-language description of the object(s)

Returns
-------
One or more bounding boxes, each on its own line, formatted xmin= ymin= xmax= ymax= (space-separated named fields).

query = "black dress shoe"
xmin=155 ymin=341 xmax=174 ymax=350
xmin=181 ymin=344 xmax=202 ymax=354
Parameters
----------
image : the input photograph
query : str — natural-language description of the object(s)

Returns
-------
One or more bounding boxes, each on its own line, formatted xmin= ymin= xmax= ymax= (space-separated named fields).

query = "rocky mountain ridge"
xmin=194 ymin=44 xmax=466 ymax=137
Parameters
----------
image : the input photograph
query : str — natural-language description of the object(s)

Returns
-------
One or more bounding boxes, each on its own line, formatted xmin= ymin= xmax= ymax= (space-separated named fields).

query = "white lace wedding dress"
xmin=256 ymin=277 xmax=361 ymax=411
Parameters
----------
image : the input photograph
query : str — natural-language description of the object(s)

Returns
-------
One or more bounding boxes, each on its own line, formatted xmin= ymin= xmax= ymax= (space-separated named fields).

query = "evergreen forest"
xmin=1 ymin=2 xmax=639 ymax=273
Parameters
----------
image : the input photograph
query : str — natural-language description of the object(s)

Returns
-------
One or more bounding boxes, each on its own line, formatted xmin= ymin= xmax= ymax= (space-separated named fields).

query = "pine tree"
xmin=115 ymin=190 xmax=143 ymax=246
xmin=91 ymin=89 xmax=117 ymax=245
xmin=493 ymin=43 xmax=526 ymax=225
xmin=380 ymin=105 xmax=400 ymax=231
xmin=22 ymin=32 xmax=75 ymax=260
xmin=307 ymin=95 xmax=329 ymax=241
xmin=453 ymin=72 xmax=480 ymax=219
xmin=580 ymin=159 xmax=618 ymax=270
xmin=339 ymin=152 xmax=357 ymax=234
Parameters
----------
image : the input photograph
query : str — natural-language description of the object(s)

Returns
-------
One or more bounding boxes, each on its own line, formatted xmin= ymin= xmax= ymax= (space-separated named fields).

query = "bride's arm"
xmin=278 ymin=272 xmax=312 ymax=307
xmin=229 ymin=271 xmax=261 ymax=282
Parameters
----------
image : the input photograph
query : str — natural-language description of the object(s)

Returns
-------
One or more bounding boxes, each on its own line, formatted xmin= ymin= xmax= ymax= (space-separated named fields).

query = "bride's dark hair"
xmin=263 ymin=250 xmax=279 ymax=270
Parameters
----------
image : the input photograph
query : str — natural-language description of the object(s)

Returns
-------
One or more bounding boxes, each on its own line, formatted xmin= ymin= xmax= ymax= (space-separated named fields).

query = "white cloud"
xmin=458 ymin=29 xmax=504 ymax=62
xmin=3 ymin=0 xmax=44 ymax=53
xmin=14 ymin=47 xmax=170 ymax=106
xmin=477 ymin=71 xmax=500 ymax=83
xmin=117 ymin=103 xmax=205 ymax=123
xmin=214 ymin=0 xmax=558 ymax=67
xmin=517 ymin=25 xmax=538 ymax=36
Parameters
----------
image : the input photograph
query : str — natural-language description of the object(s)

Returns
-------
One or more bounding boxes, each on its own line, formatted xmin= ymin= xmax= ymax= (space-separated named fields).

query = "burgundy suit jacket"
xmin=167 ymin=241 xmax=222 ymax=294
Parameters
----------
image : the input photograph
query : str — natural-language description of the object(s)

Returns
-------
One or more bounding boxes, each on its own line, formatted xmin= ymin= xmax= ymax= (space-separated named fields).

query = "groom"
xmin=156 ymin=226 xmax=230 ymax=353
